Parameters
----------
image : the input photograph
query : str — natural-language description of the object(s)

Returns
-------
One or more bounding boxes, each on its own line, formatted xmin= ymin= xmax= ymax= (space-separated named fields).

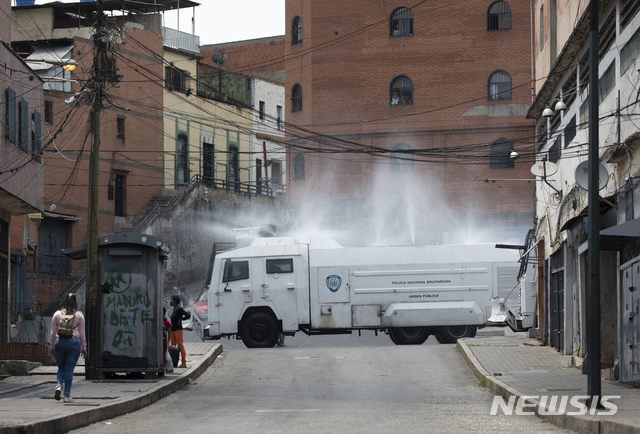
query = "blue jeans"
xmin=54 ymin=336 xmax=81 ymax=397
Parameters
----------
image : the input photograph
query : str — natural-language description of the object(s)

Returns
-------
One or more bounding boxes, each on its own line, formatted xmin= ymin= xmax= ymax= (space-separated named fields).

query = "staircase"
xmin=57 ymin=175 xmax=204 ymax=309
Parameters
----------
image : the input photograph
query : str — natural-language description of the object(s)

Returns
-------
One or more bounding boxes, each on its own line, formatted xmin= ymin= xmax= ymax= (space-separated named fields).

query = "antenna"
xmin=212 ymin=51 xmax=228 ymax=65
xmin=575 ymin=161 xmax=608 ymax=191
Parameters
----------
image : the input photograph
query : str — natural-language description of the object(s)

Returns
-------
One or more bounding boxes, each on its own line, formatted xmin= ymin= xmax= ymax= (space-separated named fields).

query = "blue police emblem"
xmin=326 ymin=275 xmax=342 ymax=292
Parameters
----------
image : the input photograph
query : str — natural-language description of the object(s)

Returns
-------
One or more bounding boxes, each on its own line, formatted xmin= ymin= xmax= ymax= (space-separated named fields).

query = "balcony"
xmin=162 ymin=27 xmax=200 ymax=54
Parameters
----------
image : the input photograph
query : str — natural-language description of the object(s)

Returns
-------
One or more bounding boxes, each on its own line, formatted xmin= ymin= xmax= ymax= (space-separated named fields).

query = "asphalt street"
xmin=71 ymin=331 xmax=570 ymax=433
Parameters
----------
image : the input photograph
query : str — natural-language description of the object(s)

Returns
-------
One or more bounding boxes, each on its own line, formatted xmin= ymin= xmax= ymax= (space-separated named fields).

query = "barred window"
xmin=292 ymin=16 xmax=302 ymax=45
xmin=390 ymin=7 xmax=413 ymax=37
xmin=291 ymin=84 xmax=302 ymax=112
xmin=488 ymin=70 xmax=512 ymax=100
xmin=390 ymin=75 xmax=413 ymax=106
xmin=165 ymin=66 xmax=189 ymax=93
xmin=487 ymin=1 xmax=512 ymax=30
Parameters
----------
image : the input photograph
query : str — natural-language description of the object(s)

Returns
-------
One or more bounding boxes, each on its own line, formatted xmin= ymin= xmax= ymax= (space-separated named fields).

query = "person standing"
xmin=169 ymin=295 xmax=190 ymax=368
xmin=49 ymin=293 xmax=87 ymax=403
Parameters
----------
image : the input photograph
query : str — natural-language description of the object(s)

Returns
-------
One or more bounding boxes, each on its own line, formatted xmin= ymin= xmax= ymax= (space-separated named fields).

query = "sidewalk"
xmin=0 ymin=342 xmax=222 ymax=434
xmin=458 ymin=336 xmax=640 ymax=433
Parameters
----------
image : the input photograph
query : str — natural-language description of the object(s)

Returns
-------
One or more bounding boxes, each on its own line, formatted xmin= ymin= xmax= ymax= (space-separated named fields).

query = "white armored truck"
xmin=193 ymin=236 xmax=520 ymax=347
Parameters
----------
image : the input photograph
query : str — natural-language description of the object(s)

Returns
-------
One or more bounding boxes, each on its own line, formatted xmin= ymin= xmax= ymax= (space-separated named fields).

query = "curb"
xmin=457 ymin=339 xmax=640 ymax=434
xmin=0 ymin=344 xmax=223 ymax=434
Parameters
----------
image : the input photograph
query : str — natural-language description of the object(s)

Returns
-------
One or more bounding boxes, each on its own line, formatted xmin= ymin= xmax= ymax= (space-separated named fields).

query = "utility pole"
xmin=587 ymin=0 xmax=601 ymax=404
xmin=86 ymin=0 xmax=106 ymax=380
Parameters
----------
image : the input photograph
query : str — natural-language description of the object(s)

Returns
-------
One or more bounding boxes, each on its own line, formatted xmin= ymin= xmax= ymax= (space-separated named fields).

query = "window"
xmin=390 ymin=7 xmax=413 ymax=37
xmin=266 ymin=258 xmax=293 ymax=274
xmin=292 ymin=16 xmax=302 ymax=45
xmin=291 ymin=84 xmax=302 ymax=112
xmin=488 ymin=70 xmax=512 ymax=100
xmin=276 ymin=105 xmax=282 ymax=130
xmin=256 ymin=158 xmax=263 ymax=194
xmin=18 ymin=98 xmax=29 ymax=152
xmin=165 ymin=66 xmax=189 ymax=93
xmin=4 ymin=88 xmax=16 ymax=144
xmin=548 ymin=136 xmax=561 ymax=163
xmin=487 ymin=1 xmax=512 ymax=30
xmin=599 ymin=63 xmax=615 ymax=103
xmin=227 ymin=144 xmax=240 ymax=191
xmin=271 ymin=159 xmax=282 ymax=187
xmin=579 ymin=52 xmax=589 ymax=92
xmin=599 ymin=11 xmax=615 ymax=58
xmin=176 ymin=133 xmax=189 ymax=186
xmin=390 ymin=75 xmax=413 ymax=105
xmin=116 ymin=117 xmax=125 ymax=140
xmin=622 ymin=0 xmax=640 ymax=30
xmin=561 ymin=69 xmax=577 ymax=109
xmin=622 ymin=27 xmax=640 ymax=73
xmin=391 ymin=143 xmax=414 ymax=171
xmin=223 ymin=260 xmax=249 ymax=282
xmin=539 ymin=5 xmax=545 ymax=50
xmin=490 ymin=139 xmax=514 ymax=169
xmin=202 ymin=140 xmax=215 ymax=186
xmin=114 ymin=172 xmax=127 ymax=217
xmin=564 ymin=116 xmax=576 ymax=147
xmin=293 ymin=152 xmax=305 ymax=180
xmin=44 ymin=100 xmax=53 ymax=124
xmin=259 ymin=100 xmax=265 ymax=120
xmin=32 ymin=110 xmax=42 ymax=155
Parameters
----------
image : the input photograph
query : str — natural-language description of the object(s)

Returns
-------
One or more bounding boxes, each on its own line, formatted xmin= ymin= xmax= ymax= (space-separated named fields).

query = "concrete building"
xmin=284 ymin=1 xmax=535 ymax=246
xmin=0 ymin=0 xmax=44 ymax=344
xmin=528 ymin=0 xmax=640 ymax=382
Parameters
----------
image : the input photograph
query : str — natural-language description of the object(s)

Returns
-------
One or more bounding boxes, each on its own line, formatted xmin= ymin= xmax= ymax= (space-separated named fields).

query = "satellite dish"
xmin=530 ymin=161 xmax=558 ymax=177
xmin=212 ymin=51 xmax=228 ymax=65
xmin=575 ymin=161 xmax=608 ymax=191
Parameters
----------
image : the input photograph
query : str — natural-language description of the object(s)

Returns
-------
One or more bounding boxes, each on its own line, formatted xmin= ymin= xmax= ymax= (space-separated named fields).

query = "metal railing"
xmin=162 ymin=27 xmax=200 ymax=54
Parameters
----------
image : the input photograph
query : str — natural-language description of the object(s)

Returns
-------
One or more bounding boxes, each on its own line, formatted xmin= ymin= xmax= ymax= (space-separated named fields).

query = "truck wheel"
xmin=240 ymin=312 xmax=278 ymax=348
xmin=435 ymin=326 xmax=477 ymax=344
xmin=388 ymin=327 xmax=430 ymax=345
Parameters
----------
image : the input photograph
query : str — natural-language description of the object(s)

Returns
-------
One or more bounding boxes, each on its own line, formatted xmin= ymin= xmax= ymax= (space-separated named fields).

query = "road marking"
xmin=255 ymin=409 xmax=321 ymax=413
xmin=294 ymin=356 xmax=344 ymax=360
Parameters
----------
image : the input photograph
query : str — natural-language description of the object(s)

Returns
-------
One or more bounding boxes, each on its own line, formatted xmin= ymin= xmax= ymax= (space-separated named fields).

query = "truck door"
xmin=256 ymin=257 xmax=300 ymax=331
xmin=218 ymin=258 xmax=252 ymax=333
xmin=314 ymin=266 xmax=351 ymax=329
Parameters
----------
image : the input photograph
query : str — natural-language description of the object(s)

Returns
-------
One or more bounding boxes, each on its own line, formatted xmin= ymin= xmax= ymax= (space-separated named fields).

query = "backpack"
xmin=57 ymin=313 xmax=77 ymax=337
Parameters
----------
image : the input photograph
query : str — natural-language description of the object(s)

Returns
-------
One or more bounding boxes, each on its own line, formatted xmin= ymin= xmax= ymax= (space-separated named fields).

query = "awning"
xmin=601 ymin=218 xmax=640 ymax=237
xmin=43 ymin=211 xmax=80 ymax=222
xmin=25 ymin=45 xmax=73 ymax=71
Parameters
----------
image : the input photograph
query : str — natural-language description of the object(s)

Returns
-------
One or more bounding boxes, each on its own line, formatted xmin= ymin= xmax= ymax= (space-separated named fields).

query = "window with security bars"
xmin=599 ymin=11 xmax=616 ymax=58
xmin=291 ymin=84 xmax=302 ymax=112
xmin=390 ymin=7 xmax=413 ymax=37
xmin=292 ymin=16 xmax=302 ymax=45
xmin=390 ymin=75 xmax=413 ymax=105
xmin=165 ymin=66 xmax=189 ymax=93
xmin=490 ymin=139 xmax=514 ymax=169
xmin=488 ymin=70 xmax=512 ymax=100
xmin=561 ymin=69 xmax=577 ymax=110
xmin=487 ymin=1 xmax=512 ymax=30
xmin=622 ymin=0 xmax=640 ymax=30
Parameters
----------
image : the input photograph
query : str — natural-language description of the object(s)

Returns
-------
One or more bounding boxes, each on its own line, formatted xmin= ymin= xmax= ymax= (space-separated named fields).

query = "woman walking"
xmin=49 ymin=293 xmax=87 ymax=402
xmin=169 ymin=295 xmax=190 ymax=368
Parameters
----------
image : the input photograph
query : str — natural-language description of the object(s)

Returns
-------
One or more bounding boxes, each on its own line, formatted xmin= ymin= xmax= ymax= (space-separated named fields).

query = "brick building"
xmin=11 ymin=1 xmax=168 ymax=314
xmin=201 ymin=35 xmax=285 ymax=84
xmin=284 ymin=1 xmax=535 ymax=245
xmin=0 ymin=0 xmax=43 ymax=343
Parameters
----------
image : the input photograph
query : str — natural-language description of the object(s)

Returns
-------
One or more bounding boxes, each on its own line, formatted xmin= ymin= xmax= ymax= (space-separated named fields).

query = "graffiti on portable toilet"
xmin=102 ymin=267 xmax=155 ymax=357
